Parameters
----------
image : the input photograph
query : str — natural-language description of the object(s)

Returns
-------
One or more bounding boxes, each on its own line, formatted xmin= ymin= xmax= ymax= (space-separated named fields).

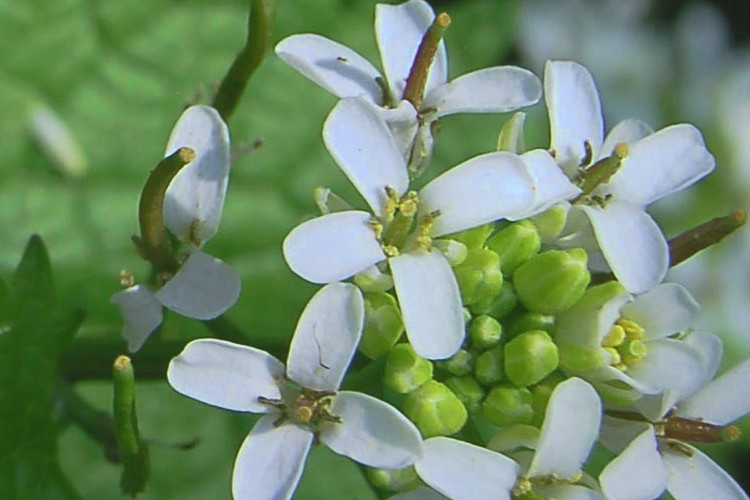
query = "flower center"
xmin=370 ymin=186 xmax=441 ymax=257
xmin=571 ymin=142 xmax=628 ymax=208
xmin=258 ymin=382 xmax=341 ymax=430
xmin=512 ymin=471 xmax=584 ymax=499
xmin=601 ymin=318 xmax=647 ymax=371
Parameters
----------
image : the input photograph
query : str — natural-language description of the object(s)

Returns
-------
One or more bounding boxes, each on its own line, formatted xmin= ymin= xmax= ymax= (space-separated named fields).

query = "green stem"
xmin=211 ymin=0 xmax=275 ymax=122
xmin=401 ymin=12 xmax=450 ymax=110
xmin=113 ymin=356 xmax=149 ymax=497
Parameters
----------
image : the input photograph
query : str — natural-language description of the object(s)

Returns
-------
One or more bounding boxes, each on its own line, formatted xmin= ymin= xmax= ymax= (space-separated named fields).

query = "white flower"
xmin=167 ymin=283 xmax=423 ymax=500
xmin=599 ymin=335 xmax=750 ymax=500
xmin=412 ymin=378 xmax=604 ymax=500
xmin=283 ymin=97 xmax=536 ymax=359
xmin=275 ymin=0 xmax=541 ymax=165
xmin=111 ymin=105 xmax=240 ymax=352
xmin=530 ymin=60 xmax=715 ymax=293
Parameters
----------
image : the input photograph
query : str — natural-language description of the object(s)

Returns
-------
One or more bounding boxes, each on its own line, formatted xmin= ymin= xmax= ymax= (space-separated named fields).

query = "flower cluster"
xmin=113 ymin=1 xmax=750 ymax=499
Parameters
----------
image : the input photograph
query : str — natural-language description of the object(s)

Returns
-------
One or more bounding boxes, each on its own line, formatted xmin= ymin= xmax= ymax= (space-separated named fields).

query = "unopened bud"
xmin=482 ymin=385 xmax=534 ymax=426
xmin=448 ymin=224 xmax=494 ymax=249
xmin=366 ymin=466 xmax=419 ymax=492
xmin=507 ymin=312 xmax=555 ymax=338
xmin=384 ymin=343 xmax=433 ymax=393
xmin=530 ymin=205 xmax=568 ymax=242
xmin=403 ymin=380 xmax=468 ymax=437
xmin=469 ymin=315 xmax=502 ymax=350
xmin=486 ymin=220 xmax=541 ymax=274
xmin=487 ymin=424 xmax=540 ymax=453
xmin=445 ymin=375 xmax=485 ymax=413
xmin=474 ymin=346 xmax=505 ymax=386
xmin=513 ymin=248 xmax=590 ymax=313
xmin=504 ymin=330 xmax=559 ymax=387
xmin=359 ymin=293 xmax=404 ymax=359
xmin=354 ymin=265 xmax=394 ymax=293
xmin=496 ymin=112 xmax=526 ymax=154
xmin=314 ymin=187 xmax=353 ymax=215
xmin=470 ymin=281 xmax=518 ymax=318
xmin=454 ymin=248 xmax=503 ymax=306
xmin=433 ymin=238 xmax=468 ymax=266
xmin=441 ymin=349 xmax=474 ymax=376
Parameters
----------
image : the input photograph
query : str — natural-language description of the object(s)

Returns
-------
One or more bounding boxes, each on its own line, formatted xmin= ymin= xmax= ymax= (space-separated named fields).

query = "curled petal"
xmin=154 ymin=250 xmax=241 ymax=320
xmin=110 ymin=284 xmax=163 ymax=353
xmin=163 ymin=105 xmax=230 ymax=245
xmin=621 ymin=283 xmax=699 ymax=341
xmin=662 ymin=444 xmax=749 ymax=500
xmin=286 ymin=283 xmax=364 ymax=392
xmin=275 ymin=34 xmax=383 ymax=102
xmin=599 ymin=428 xmax=668 ymax=500
xmin=167 ymin=339 xmax=284 ymax=413
xmin=232 ymin=415 xmax=314 ymax=500
xmin=320 ymin=391 xmax=422 ymax=469
xmin=520 ymin=149 xmax=581 ymax=216
xmin=283 ymin=211 xmax=385 ymax=284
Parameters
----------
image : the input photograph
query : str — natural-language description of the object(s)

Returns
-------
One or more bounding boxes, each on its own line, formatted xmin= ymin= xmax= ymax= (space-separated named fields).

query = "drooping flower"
xmin=283 ymin=97 xmax=538 ymax=359
xmin=167 ymin=283 xmax=423 ymax=500
xmin=111 ymin=105 xmax=240 ymax=351
xmin=525 ymin=60 xmax=715 ymax=293
xmin=275 ymin=0 xmax=541 ymax=172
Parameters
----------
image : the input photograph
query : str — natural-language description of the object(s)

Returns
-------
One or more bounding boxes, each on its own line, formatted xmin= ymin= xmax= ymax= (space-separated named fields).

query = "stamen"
xmin=579 ymin=140 xmax=593 ymax=167
xmin=572 ymin=142 xmax=628 ymax=201
xmin=402 ymin=12 xmax=451 ymax=110
xmin=119 ymin=269 xmax=136 ymax=288
xmin=602 ymin=324 xmax=625 ymax=347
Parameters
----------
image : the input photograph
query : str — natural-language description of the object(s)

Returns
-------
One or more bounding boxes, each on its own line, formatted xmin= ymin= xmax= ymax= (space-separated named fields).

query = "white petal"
xmin=423 ymin=66 xmax=542 ymax=117
xmin=390 ymin=251 xmax=464 ymax=360
xmin=601 ymin=119 xmax=654 ymax=157
xmin=535 ymin=484 xmax=604 ymax=500
xmin=520 ymin=149 xmax=581 ymax=216
xmin=389 ymin=486 xmax=449 ymax=500
xmin=380 ymin=100 xmax=420 ymax=159
xmin=275 ymin=34 xmax=383 ymax=102
xmin=154 ymin=250 xmax=241 ymax=320
xmin=608 ymin=124 xmax=715 ymax=206
xmin=527 ymin=378 xmax=601 ymax=479
xmin=579 ymin=201 xmax=668 ymax=294
xmin=419 ymin=152 xmax=536 ymax=237
xmin=626 ymin=338 xmax=706 ymax=394
xmin=167 ymin=339 xmax=284 ymax=412
xmin=163 ymin=105 xmax=230 ymax=245
xmin=678 ymin=356 xmax=750 ymax=425
xmin=544 ymin=60 xmax=604 ymax=175
xmin=416 ymin=437 xmax=520 ymax=500
xmin=232 ymin=415 xmax=314 ymax=500
xmin=599 ymin=428 xmax=668 ymax=500
xmin=319 ymin=391 xmax=422 ymax=469
xmin=621 ymin=283 xmax=699 ymax=340
xmin=323 ymin=98 xmax=409 ymax=216
xmin=283 ymin=211 xmax=385 ymax=284
xmin=110 ymin=284 xmax=163 ymax=353
xmin=663 ymin=444 xmax=749 ymax=500
xmin=286 ymin=283 xmax=364 ymax=392
xmin=375 ymin=0 xmax=447 ymax=100
xmin=599 ymin=417 xmax=652 ymax=454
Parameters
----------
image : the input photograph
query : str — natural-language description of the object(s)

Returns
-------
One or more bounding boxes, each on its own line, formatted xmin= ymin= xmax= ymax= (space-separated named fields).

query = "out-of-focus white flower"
xmin=111 ymin=105 xmax=240 ymax=352
xmin=28 ymin=105 xmax=88 ymax=178
xmin=283 ymin=97 xmax=538 ymax=359
xmin=167 ymin=283 xmax=423 ymax=500
xmin=411 ymin=378 xmax=603 ymax=500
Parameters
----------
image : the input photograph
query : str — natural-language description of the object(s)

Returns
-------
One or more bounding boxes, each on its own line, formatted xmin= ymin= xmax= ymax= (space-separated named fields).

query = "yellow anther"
xmin=419 ymin=210 xmax=441 ymax=236
xmin=621 ymin=354 xmax=640 ymax=366
xmin=399 ymin=191 xmax=419 ymax=217
xmin=383 ymin=245 xmax=400 ymax=257
xmin=613 ymin=142 xmax=629 ymax=159
xmin=617 ymin=318 xmax=644 ymax=341
xmin=626 ymin=339 xmax=648 ymax=358
xmin=415 ymin=235 xmax=433 ymax=250
xmin=604 ymin=347 xmax=622 ymax=366
xmin=296 ymin=406 xmax=313 ymax=423
xmin=602 ymin=324 xmax=626 ymax=347
xmin=512 ymin=478 xmax=532 ymax=497
xmin=369 ymin=219 xmax=384 ymax=240
xmin=384 ymin=186 xmax=400 ymax=221
xmin=118 ymin=269 xmax=135 ymax=288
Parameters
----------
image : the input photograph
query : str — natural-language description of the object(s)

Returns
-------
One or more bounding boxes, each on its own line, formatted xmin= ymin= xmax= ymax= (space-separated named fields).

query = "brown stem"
xmin=401 ymin=12 xmax=450 ymax=110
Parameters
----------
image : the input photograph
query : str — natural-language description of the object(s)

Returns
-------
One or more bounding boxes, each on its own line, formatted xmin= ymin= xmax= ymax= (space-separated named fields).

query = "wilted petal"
xmin=621 ymin=283 xmax=699 ymax=340
xmin=167 ymin=339 xmax=284 ymax=413
xmin=232 ymin=415 xmax=314 ymax=500
xmin=390 ymin=251 xmax=464 ymax=360
xmin=419 ymin=152 xmax=535 ymax=237
xmin=416 ymin=437 xmax=519 ymax=500
xmin=275 ymin=34 xmax=383 ymax=102
xmin=626 ymin=338 xmax=706 ymax=394
xmin=375 ymin=0 xmax=447 ymax=100
xmin=527 ymin=378 xmax=601 ymax=479
xmin=608 ymin=124 xmax=715 ymax=206
xmin=323 ymin=98 xmax=409 ymax=216
xmin=163 ymin=105 xmax=230 ymax=245
xmin=601 ymin=118 xmax=653 ymax=157
xmin=423 ymin=66 xmax=541 ymax=117
xmin=599 ymin=428 xmax=668 ymax=500
xmin=283 ymin=211 xmax=385 ymax=284
xmin=544 ymin=60 xmax=604 ymax=175
xmin=677 ymin=356 xmax=750 ymax=425
xmin=320 ymin=391 xmax=422 ymax=469
xmin=520 ymin=149 xmax=581 ymax=216
xmin=579 ymin=201 xmax=668 ymax=294
xmin=662 ymin=444 xmax=749 ymax=500
xmin=154 ymin=250 xmax=240 ymax=320
xmin=286 ymin=283 xmax=364 ymax=392
xmin=110 ymin=284 xmax=164 ymax=353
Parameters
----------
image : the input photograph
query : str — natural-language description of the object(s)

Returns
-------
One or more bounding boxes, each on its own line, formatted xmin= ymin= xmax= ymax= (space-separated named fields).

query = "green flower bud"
xmin=441 ymin=349 xmax=474 ymax=376
xmin=433 ymin=239 xmax=468 ymax=266
xmin=384 ymin=343 xmax=433 ymax=393
xmin=403 ymin=380 xmax=468 ymax=437
xmin=486 ymin=220 xmax=541 ymax=274
xmin=530 ymin=205 xmax=568 ymax=241
xmin=470 ymin=281 xmax=518 ymax=318
xmin=530 ymin=374 xmax=564 ymax=426
xmin=445 ymin=375 xmax=485 ymax=413
xmin=454 ymin=248 xmax=503 ymax=306
xmin=482 ymin=385 xmax=534 ymax=426
xmin=487 ymin=424 xmax=540 ymax=453
xmin=474 ymin=346 xmax=505 ymax=386
xmin=354 ymin=265 xmax=394 ymax=293
xmin=469 ymin=315 xmax=502 ymax=350
xmin=504 ymin=330 xmax=559 ymax=387
xmin=314 ymin=186 xmax=353 ymax=214
xmin=447 ymin=223 xmax=494 ymax=249
xmin=359 ymin=293 xmax=404 ymax=359
xmin=496 ymin=112 xmax=526 ymax=153
xmin=513 ymin=248 xmax=590 ymax=314
xmin=366 ymin=466 xmax=419 ymax=492
xmin=596 ymin=380 xmax=642 ymax=407
xmin=507 ymin=311 xmax=555 ymax=338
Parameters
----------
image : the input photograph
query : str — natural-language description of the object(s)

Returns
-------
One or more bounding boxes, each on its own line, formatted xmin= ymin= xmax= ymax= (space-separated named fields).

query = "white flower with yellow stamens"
xmin=283 ymin=97 xmax=537 ymax=360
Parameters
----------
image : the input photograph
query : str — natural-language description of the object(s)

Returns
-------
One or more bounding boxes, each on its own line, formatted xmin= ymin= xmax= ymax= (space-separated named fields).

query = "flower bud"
xmin=482 ymin=385 xmax=534 ymax=426
xmin=487 ymin=424 xmax=540 ymax=453
xmin=504 ymin=330 xmax=558 ymax=387
xmin=513 ymin=248 xmax=590 ymax=314
xmin=385 ymin=343 xmax=433 ymax=393
xmin=507 ymin=312 xmax=555 ymax=338
xmin=447 ymin=223 xmax=494 ymax=249
xmin=403 ymin=380 xmax=468 ymax=437
xmin=469 ymin=315 xmax=502 ymax=351
xmin=496 ymin=112 xmax=526 ymax=154
xmin=470 ymin=281 xmax=518 ymax=318
xmin=445 ymin=375 xmax=485 ymax=413
xmin=486 ymin=220 xmax=541 ymax=274
xmin=530 ymin=375 xmax=564 ymax=426
xmin=354 ymin=265 xmax=394 ymax=293
xmin=433 ymin=238 xmax=468 ymax=266
xmin=366 ymin=466 xmax=419 ymax=492
xmin=441 ymin=349 xmax=474 ymax=376
xmin=454 ymin=248 xmax=503 ymax=306
xmin=530 ymin=205 xmax=568 ymax=241
xmin=474 ymin=346 xmax=505 ymax=386
xmin=359 ymin=293 xmax=405 ymax=359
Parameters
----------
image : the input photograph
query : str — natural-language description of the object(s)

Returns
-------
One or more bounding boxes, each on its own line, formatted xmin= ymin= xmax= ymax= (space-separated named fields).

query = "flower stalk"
xmin=668 ymin=209 xmax=746 ymax=267
xmin=113 ymin=356 xmax=149 ymax=497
